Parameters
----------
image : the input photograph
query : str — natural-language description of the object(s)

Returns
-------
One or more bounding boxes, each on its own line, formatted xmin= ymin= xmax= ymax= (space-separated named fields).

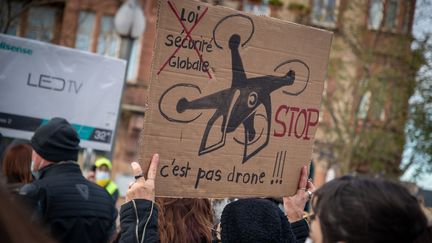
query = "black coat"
xmin=20 ymin=161 xmax=117 ymax=243
xmin=118 ymin=199 xmax=309 ymax=243
xmin=119 ymin=199 xmax=159 ymax=243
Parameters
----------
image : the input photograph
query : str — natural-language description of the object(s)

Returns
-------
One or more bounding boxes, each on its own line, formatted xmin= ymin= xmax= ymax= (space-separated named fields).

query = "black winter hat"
xmin=31 ymin=117 xmax=80 ymax=162
xmin=220 ymin=198 xmax=295 ymax=243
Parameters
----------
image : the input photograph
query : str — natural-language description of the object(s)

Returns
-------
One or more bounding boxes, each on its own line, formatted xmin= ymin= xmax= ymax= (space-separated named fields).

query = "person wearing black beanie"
xmin=20 ymin=117 xmax=117 ymax=243
xmin=31 ymin=117 xmax=80 ymax=163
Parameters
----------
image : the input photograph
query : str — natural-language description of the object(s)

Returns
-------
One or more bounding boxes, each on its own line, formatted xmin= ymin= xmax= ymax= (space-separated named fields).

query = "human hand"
xmin=125 ymin=154 xmax=159 ymax=203
xmin=283 ymin=165 xmax=316 ymax=222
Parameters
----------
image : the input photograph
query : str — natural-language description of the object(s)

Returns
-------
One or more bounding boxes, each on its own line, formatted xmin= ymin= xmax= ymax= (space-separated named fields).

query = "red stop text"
xmin=273 ymin=105 xmax=319 ymax=140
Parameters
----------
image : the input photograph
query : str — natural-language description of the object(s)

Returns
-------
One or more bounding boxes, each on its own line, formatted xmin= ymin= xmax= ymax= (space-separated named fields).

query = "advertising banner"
xmin=0 ymin=34 xmax=126 ymax=151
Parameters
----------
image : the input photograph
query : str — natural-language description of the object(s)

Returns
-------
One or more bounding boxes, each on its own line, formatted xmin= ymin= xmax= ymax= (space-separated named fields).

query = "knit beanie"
xmin=31 ymin=118 xmax=80 ymax=162
xmin=220 ymin=198 xmax=296 ymax=243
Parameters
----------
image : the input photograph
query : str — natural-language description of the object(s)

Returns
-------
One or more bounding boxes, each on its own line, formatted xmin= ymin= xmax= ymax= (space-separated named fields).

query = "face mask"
xmin=30 ymin=160 xmax=43 ymax=180
xmin=95 ymin=171 xmax=110 ymax=187
xmin=305 ymin=237 xmax=313 ymax=243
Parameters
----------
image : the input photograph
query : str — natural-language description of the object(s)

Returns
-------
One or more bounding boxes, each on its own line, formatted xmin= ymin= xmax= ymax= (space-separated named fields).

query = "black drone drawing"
xmin=159 ymin=14 xmax=310 ymax=163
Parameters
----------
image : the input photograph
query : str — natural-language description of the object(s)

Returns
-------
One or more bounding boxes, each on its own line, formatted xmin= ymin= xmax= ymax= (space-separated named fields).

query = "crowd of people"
xmin=0 ymin=117 xmax=431 ymax=243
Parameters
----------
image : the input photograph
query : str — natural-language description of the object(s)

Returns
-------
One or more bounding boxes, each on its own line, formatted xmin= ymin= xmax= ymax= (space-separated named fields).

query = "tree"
xmin=316 ymin=0 xmax=424 ymax=177
xmin=401 ymin=0 xmax=432 ymax=179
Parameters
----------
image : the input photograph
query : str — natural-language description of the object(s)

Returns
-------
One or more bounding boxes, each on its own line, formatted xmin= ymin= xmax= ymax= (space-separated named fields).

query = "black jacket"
xmin=119 ymin=199 xmax=159 ymax=243
xmin=119 ymin=199 xmax=309 ymax=243
xmin=20 ymin=161 xmax=117 ymax=243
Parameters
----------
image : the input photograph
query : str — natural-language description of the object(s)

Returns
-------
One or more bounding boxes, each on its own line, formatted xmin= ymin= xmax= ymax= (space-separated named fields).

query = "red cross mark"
xmin=157 ymin=1 xmax=212 ymax=79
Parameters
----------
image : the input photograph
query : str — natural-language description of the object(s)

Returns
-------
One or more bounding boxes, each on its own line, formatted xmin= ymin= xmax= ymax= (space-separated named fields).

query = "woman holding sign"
xmin=119 ymin=154 xmax=313 ymax=243
xmin=119 ymin=154 xmax=432 ymax=243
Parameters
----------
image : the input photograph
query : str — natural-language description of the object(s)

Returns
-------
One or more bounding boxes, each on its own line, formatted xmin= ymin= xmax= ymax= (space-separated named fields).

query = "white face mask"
xmin=95 ymin=171 xmax=110 ymax=181
xmin=305 ymin=237 xmax=313 ymax=243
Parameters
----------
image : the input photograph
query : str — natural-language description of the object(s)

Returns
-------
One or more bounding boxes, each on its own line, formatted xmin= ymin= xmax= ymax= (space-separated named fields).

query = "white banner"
xmin=0 ymin=34 xmax=126 ymax=151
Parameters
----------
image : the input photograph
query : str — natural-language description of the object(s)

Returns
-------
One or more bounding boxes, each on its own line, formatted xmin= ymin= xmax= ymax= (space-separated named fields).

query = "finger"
xmin=298 ymin=165 xmax=308 ymax=189
xmin=307 ymin=180 xmax=316 ymax=192
xmin=131 ymin=162 xmax=144 ymax=181
xmin=146 ymin=153 xmax=159 ymax=180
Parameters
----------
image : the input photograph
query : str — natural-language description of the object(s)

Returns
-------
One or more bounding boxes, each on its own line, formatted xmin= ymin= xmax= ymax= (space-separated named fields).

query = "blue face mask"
xmin=30 ymin=160 xmax=40 ymax=180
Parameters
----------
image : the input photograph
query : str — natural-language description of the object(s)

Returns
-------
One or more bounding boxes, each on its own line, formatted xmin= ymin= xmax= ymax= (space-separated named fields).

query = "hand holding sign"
xmin=140 ymin=0 xmax=332 ymax=198
xmin=283 ymin=165 xmax=315 ymax=222
xmin=125 ymin=154 xmax=159 ymax=203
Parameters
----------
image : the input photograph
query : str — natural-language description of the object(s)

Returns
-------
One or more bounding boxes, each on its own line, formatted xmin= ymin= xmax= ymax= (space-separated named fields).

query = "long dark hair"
xmin=313 ymin=176 xmax=431 ymax=243
xmin=2 ymin=144 xmax=32 ymax=184
xmin=156 ymin=198 xmax=213 ymax=243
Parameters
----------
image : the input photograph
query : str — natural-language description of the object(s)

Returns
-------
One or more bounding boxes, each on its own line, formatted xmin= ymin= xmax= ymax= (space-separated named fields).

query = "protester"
xmin=309 ymin=175 xmax=432 ymax=243
xmin=120 ymin=166 xmax=213 ymax=243
xmin=86 ymin=164 xmax=97 ymax=183
xmin=94 ymin=157 xmax=119 ymax=202
xmin=221 ymin=198 xmax=302 ymax=242
xmin=156 ymin=198 xmax=213 ymax=243
xmin=1 ymin=143 xmax=33 ymax=194
xmin=119 ymin=155 xmax=313 ymax=243
xmin=119 ymin=154 xmax=159 ymax=243
xmin=19 ymin=117 xmax=117 ymax=243
xmin=220 ymin=165 xmax=313 ymax=243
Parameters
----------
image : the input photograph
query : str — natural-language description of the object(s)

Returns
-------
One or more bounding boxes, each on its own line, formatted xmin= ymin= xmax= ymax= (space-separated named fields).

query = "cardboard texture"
xmin=140 ymin=0 xmax=332 ymax=198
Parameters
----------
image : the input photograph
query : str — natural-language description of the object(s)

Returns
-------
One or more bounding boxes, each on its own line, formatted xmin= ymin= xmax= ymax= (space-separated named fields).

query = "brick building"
xmin=2 ymin=0 xmax=417 ymax=190
xmin=3 ymin=0 xmax=159 ymax=177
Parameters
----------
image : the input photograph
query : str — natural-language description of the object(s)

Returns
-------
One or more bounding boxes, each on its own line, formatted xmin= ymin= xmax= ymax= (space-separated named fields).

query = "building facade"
xmin=2 ymin=0 xmax=417 ymax=189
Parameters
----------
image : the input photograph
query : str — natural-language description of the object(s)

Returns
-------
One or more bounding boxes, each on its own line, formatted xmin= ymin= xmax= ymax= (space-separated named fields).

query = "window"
xmin=75 ymin=11 xmax=142 ymax=83
xmin=384 ymin=0 xmax=399 ymax=30
xmin=75 ymin=11 xmax=95 ymax=52
xmin=5 ymin=4 xmax=61 ymax=43
xmin=358 ymin=91 xmax=371 ymax=119
xmin=368 ymin=0 xmax=384 ymax=30
xmin=243 ymin=2 xmax=270 ymax=16
xmin=311 ymin=0 xmax=339 ymax=28
xmin=368 ymin=0 xmax=402 ymax=32
xmin=401 ymin=1 xmax=412 ymax=33
xmin=25 ymin=7 xmax=59 ymax=42
xmin=126 ymin=39 xmax=141 ymax=82
xmin=5 ymin=2 xmax=22 ymax=36
xmin=97 ymin=15 xmax=120 ymax=57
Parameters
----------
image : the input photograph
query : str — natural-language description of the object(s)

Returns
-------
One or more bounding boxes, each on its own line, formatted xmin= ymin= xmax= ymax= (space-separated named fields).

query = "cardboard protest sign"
xmin=0 ymin=34 xmax=126 ymax=151
xmin=140 ymin=0 xmax=332 ymax=198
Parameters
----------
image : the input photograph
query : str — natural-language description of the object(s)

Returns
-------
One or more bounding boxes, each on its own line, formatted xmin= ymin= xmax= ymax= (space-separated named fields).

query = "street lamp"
xmin=114 ymin=0 xmax=146 ymax=39
xmin=110 ymin=0 xmax=146 ymax=159
xmin=114 ymin=0 xmax=146 ymax=67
